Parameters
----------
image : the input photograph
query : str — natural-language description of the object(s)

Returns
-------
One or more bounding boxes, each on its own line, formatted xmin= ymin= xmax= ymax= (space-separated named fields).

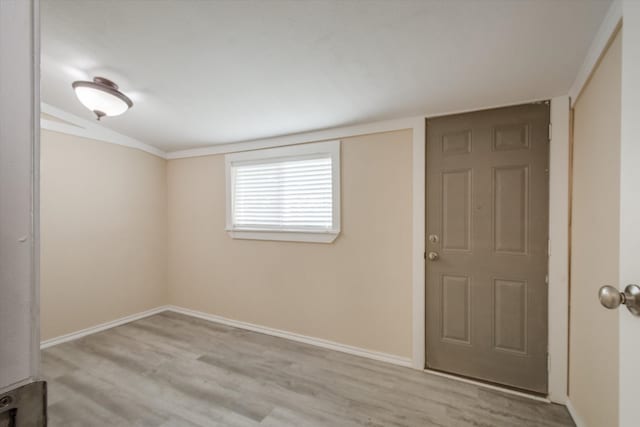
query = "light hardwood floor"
xmin=41 ymin=312 xmax=574 ymax=426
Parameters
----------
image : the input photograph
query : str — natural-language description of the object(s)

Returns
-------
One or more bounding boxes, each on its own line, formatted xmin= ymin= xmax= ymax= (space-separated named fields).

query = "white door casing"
xmin=619 ymin=2 xmax=640 ymax=426
xmin=0 ymin=0 xmax=40 ymax=393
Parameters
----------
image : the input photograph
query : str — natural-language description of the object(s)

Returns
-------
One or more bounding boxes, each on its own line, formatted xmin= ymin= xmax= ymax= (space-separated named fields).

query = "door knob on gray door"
xmin=428 ymin=252 xmax=440 ymax=261
xmin=598 ymin=284 xmax=640 ymax=316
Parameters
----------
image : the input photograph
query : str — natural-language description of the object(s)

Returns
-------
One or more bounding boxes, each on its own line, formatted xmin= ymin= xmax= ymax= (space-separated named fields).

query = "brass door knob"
xmin=428 ymin=252 xmax=440 ymax=261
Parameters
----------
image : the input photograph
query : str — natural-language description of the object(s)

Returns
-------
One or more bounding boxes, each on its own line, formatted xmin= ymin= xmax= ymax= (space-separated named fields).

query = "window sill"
xmin=226 ymin=229 xmax=340 ymax=243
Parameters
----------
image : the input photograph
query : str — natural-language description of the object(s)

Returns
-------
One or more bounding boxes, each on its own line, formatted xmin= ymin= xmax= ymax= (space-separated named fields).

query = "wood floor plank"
xmin=42 ymin=313 xmax=575 ymax=426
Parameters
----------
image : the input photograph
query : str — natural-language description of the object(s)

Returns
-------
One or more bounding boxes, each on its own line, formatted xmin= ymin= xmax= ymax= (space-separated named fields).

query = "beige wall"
xmin=570 ymin=30 xmax=621 ymax=426
xmin=167 ymin=130 xmax=413 ymax=357
xmin=40 ymin=128 xmax=413 ymax=358
xmin=40 ymin=130 xmax=168 ymax=340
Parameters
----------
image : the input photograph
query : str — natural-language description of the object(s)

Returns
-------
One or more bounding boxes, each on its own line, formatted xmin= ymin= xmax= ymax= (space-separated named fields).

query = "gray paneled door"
xmin=426 ymin=103 xmax=549 ymax=394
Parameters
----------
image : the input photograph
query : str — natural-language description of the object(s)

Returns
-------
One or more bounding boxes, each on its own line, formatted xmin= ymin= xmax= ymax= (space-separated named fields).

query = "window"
xmin=225 ymin=140 xmax=340 ymax=243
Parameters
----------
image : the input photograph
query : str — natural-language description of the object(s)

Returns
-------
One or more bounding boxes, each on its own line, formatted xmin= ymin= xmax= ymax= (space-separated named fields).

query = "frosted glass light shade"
xmin=72 ymin=77 xmax=133 ymax=120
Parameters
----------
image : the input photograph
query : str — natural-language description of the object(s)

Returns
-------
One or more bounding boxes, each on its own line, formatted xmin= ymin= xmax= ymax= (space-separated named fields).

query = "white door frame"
xmin=411 ymin=97 xmax=570 ymax=403
xmin=619 ymin=2 xmax=640 ymax=425
xmin=0 ymin=0 xmax=40 ymax=393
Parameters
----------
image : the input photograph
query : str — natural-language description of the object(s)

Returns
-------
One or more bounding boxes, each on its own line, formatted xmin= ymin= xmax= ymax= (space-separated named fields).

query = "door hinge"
xmin=547 ymin=352 xmax=550 ymax=372
xmin=545 ymin=274 xmax=549 ymax=285
xmin=548 ymin=123 xmax=552 ymax=141
xmin=424 ymin=251 xmax=426 ymax=260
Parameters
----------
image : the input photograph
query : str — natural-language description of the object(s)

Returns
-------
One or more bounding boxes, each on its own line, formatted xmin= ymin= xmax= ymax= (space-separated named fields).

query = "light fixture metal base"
xmin=92 ymin=76 xmax=119 ymax=90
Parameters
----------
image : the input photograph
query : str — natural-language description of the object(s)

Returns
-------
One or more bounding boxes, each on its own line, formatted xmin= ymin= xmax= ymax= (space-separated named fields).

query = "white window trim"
xmin=225 ymin=140 xmax=341 ymax=243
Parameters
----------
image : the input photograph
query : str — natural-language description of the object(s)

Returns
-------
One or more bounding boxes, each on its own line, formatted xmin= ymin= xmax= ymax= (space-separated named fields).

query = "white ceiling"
xmin=41 ymin=0 xmax=611 ymax=152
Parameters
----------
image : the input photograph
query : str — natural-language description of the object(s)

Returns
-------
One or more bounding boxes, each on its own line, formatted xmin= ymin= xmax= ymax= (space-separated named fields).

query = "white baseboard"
xmin=166 ymin=305 xmax=413 ymax=368
xmin=40 ymin=305 xmax=569 ymax=409
xmin=40 ymin=306 xmax=170 ymax=349
xmin=40 ymin=304 xmax=412 ymax=369
xmin=565 ymin=398 xmax=585 ymax=427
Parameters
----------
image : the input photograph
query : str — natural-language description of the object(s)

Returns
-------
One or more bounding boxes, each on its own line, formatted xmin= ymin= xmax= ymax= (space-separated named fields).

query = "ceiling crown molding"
xmin=166 ymin=116 xmax=421 ymax=159
xmin=569 ymin=0 xmax=622 ymax=106
xmin=40 ymin=103 xmax=167 ymax=159
xmin=43 ymin=96 xmax=551 ymax=160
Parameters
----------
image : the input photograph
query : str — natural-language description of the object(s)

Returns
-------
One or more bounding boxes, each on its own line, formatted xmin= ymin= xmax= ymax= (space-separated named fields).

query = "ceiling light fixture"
xmin=72 ymin=76 xmax=133 ymax=120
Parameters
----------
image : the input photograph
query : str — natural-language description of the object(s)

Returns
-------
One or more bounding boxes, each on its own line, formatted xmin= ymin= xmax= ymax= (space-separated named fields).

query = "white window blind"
xmin=226 ymin=140 xmax=340 ymax=243
xmin=232 ymin=156 xmax=333 ymax=230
